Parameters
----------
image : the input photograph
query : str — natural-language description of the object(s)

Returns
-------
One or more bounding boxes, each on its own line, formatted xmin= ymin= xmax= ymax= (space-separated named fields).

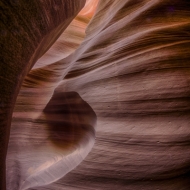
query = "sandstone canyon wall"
xmin=0 ymin=0 xmax=86 ymax=189
xmin=1 ymin=0 xmax=190 ymax=190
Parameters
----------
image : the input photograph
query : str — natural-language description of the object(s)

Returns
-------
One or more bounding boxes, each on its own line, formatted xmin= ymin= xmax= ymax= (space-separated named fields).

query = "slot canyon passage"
xmin=0 ymin=0 xmax=190 ymax=189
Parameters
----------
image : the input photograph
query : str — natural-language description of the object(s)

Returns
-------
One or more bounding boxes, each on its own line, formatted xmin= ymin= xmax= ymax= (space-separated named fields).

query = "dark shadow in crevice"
xmin=43 ymin=91 xmax=96 ymax=150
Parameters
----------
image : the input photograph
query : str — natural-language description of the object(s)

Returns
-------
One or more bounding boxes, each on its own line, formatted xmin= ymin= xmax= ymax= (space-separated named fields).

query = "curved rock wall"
xmin=0 ymin=0 xmax=86 ymax=189
xmin=6 ymin=1 xmax=97 ymax=190
xmin=44 ymin=1 xmax=190 ymax=189
xmin=3 ymin=0 xmax=190 ymax=189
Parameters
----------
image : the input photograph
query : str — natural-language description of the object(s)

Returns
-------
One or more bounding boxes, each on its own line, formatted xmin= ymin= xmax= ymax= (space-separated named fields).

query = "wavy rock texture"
xmin=33 ymin=0 xmax=99 ymax=70
xmin=5 ymin=0 xmax=190 ymax=190
xmin=6 ymin=1 xmax=97 ymax=190
xmin=0 ymin=0 xmax=86 ymax=189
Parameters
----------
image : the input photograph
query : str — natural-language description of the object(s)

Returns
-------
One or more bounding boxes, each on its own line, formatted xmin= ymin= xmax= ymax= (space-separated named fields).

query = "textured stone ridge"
xmin=0 ymin=1 xmax=86 ymax=189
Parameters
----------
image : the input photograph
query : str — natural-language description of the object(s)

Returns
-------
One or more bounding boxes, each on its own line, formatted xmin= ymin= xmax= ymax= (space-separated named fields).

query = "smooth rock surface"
xmin=0 ymin=0 xmax=86 ymax=189
xmin=6 ymin=1 xmax=97 ymax=190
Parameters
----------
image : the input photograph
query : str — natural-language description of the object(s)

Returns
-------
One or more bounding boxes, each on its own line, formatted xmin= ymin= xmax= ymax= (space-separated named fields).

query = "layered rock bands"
xmin=0 ymin=0 xmax=190 ymax=190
